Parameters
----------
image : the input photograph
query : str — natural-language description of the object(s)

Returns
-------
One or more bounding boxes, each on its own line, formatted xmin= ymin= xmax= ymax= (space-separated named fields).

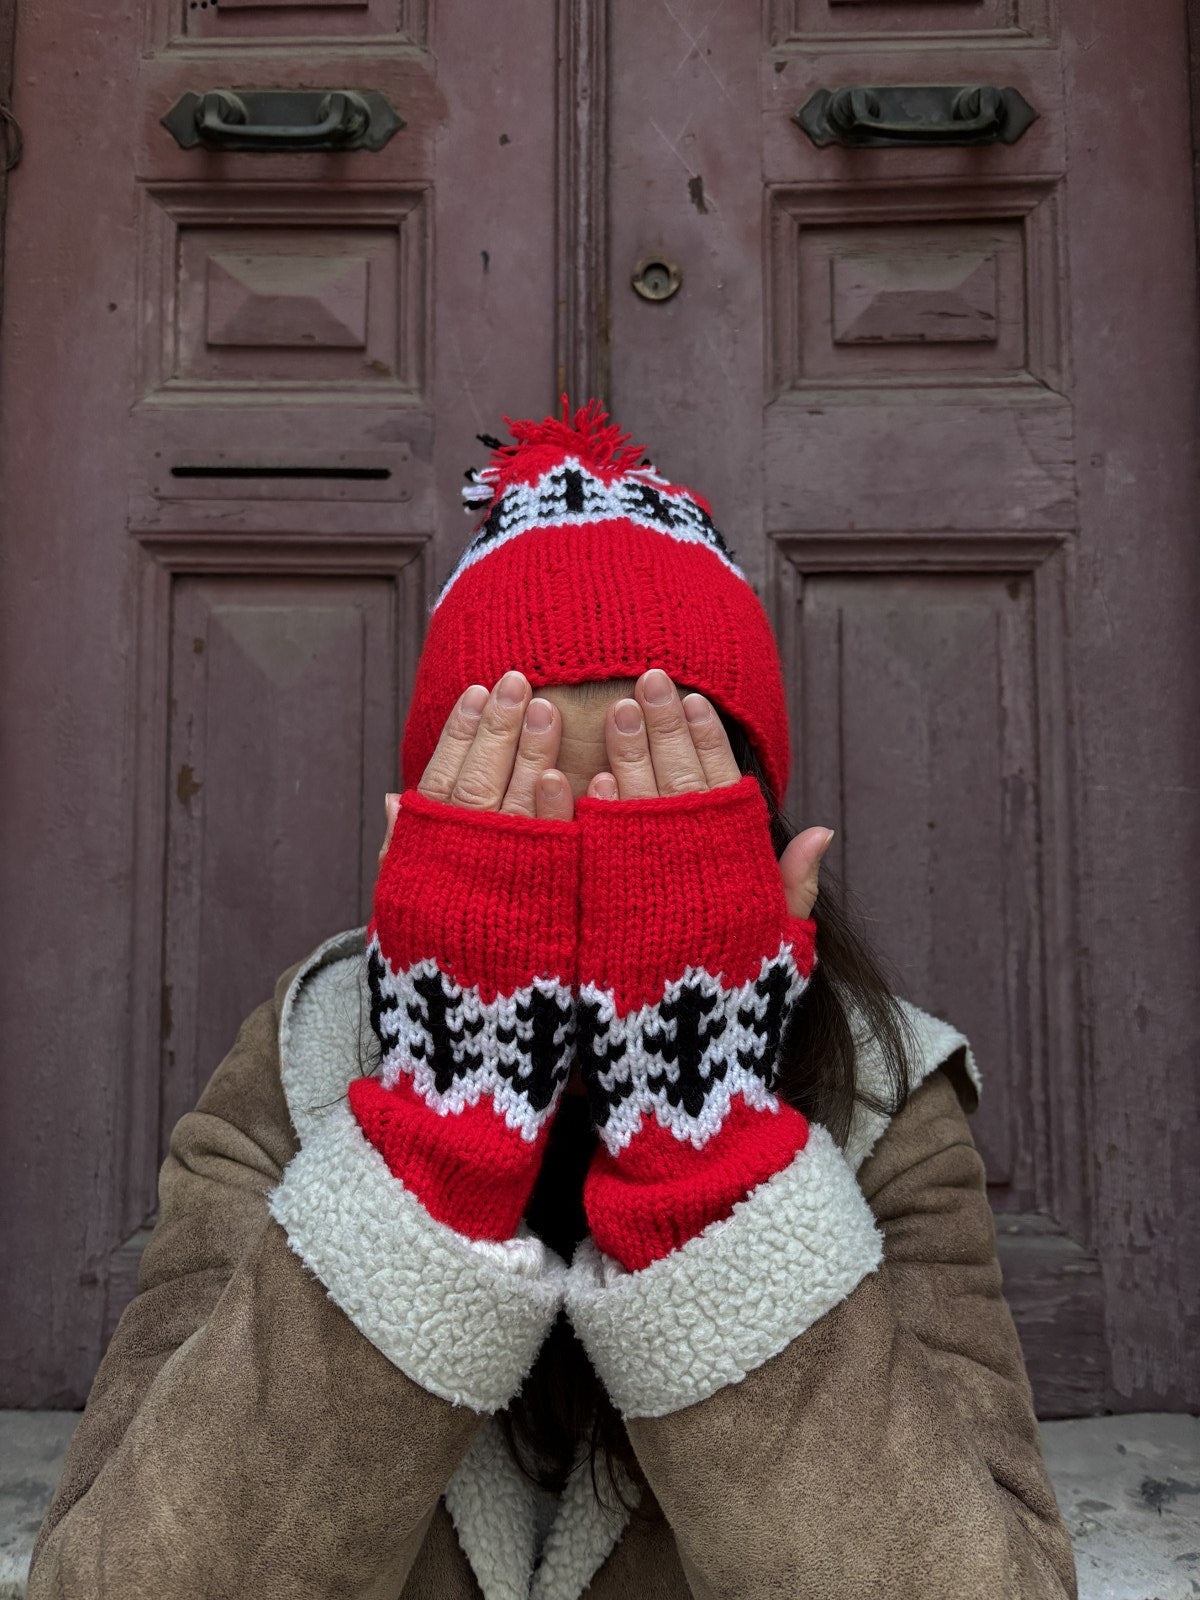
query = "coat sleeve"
xmin=564 ymin=1065 xmax=1077 ymax=1600
xmin=27 ymin=959 xmax=567 ymax=1600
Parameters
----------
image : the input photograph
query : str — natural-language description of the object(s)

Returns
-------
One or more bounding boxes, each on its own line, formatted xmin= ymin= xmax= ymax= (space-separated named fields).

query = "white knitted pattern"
xmin=580 ymin=935 xmax=811 ymax=1157
xmin=436 ymin=453 xmax=747 ymax=608
xmin=369 ymin=933 xmax=576 ymax=1144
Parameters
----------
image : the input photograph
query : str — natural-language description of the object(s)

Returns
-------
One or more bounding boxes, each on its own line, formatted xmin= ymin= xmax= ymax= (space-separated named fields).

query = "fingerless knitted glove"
xmin=574 ymin=774 xmax=816 ymax=1273
xmin=347 ymin=790 xmax=580 ymax=1243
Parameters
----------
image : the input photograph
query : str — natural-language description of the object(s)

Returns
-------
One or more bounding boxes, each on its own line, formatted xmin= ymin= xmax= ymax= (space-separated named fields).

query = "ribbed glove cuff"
xmin=347 ymin=1073 xmax=553 ymax=1242
xmin=574 ymin=774 xmax=817 ymax=1272
xmin=371 ymin=786 xmax=580 ymax=1003
xmin=352 ymin=789 xmax=580 ymax=1242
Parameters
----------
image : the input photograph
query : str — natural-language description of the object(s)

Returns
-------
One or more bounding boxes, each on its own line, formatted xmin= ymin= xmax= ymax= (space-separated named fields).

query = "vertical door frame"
xmin=556 ymin=0 xmax=610 ymax=404
xmin=0 ymin=0 xmax=15 ymax=342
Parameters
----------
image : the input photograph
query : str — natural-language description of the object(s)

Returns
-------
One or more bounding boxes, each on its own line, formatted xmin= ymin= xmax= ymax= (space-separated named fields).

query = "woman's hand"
xmin=378 ymin=669 xmax=573 ymax=861
xmin=378 ymin=667 xmax=835 ymax=919
xmin=590 ymin=668 xmax=834 ymax=920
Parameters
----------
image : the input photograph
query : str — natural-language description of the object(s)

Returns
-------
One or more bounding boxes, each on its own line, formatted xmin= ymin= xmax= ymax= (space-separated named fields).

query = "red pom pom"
xmin=481 ymin=394 xmax=648 ymax=495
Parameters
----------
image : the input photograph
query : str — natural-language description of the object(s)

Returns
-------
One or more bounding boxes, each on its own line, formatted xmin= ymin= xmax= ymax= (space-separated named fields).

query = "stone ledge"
xmin=0 ymin=1411 xmax=79 ymax=1600
xmin=1038 ymin=1413 xmax=1200 ymax=1600
xmin=2 ymin=1409 xmax=1197 ymax=1596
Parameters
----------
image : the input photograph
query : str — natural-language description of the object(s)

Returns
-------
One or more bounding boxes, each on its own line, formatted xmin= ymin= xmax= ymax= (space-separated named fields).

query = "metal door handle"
xmin=795 ymin=84 xmax=1037 ymax=148
xmin=161 ymin=88 xmax=405 ymax=153
xmin=198 ymin=89 xmax=366 ymax=148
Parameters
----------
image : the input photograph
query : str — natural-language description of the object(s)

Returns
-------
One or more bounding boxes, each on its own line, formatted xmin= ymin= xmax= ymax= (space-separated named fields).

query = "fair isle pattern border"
xmin=367 ymin=934 xmax=576 ymax=1144
xmin=435 ymin=454 xmax=748 ymax=611
xmin=576 ymin=937 xmax=811 ymax=1156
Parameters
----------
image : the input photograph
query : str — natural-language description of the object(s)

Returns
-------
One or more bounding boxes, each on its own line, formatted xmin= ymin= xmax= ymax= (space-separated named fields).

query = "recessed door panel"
xmin=161 ymin=575 xmax=398 ymax=1142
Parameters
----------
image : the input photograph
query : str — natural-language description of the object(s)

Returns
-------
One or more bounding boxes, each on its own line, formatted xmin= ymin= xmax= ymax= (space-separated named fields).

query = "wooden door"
xmin=2 ymin=0 xmax=1197 ymax=1418
xmin=0 ymin=2 xmax=577 ymax=1404
xmin=603 ymin=0 xmax=1200 ymax=1413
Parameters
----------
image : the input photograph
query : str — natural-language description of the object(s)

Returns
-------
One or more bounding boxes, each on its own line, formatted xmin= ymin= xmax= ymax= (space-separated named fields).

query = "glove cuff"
xmin=373 ymin=786 xmax=580 ymax=1001
xmin=574 ymin=774 xmax=803 ymax=1013
xmin=583 ymin=1097 xmax=811 ymax=1272
xmin=574 ymin=774 xmax=817 ymax=1271
xmin=348 ymin=1073 xmax=550 ymax=1242
xmin=355 ymin=790 xmax=581 ymax=1241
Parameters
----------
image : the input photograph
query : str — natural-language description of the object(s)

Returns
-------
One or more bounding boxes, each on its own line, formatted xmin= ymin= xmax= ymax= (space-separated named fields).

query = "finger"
xmin=377 ymin=792 xmax=400 ymax=864
xmin=587 ymin=771 xmax=619 ymax=800
xmin=681 ymin=694 xmax=742 ymax=788
xmin=780 ymin=827 xmax=835 ymax=920
xmin=636 ymin=669 xmax=707 ymax=795
xmin=605 ymin=697 xmax=660 ymax=799
xmin=417 ymin=684 xmax=490 ymax=802
xmin=501 ymin=696 xmax=564 ymax=818
xmin=449 ymin=670 xmax=531 ymax=811
xmin=534 ymin=768 xmax=575 ymax=821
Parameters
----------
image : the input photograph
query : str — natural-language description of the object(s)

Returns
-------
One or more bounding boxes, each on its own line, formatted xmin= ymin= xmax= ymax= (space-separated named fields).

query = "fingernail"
xmin=642 ymin=669 xmax=672 ymax=705
xmin=525 ymin=699 xmax=553 ymax=732
xmin=614 ymin=699 xmax=643 ymax=734
xmin=495 ymin=671 xmax=526 ymax=707
xmin=818 ymin=828 xmax=836 ymax=858
xmin=541 ymin=773 xmax=563 ymax=798
xmin=595 ymin=774 xmax=618 ymax=799
xmin=682 ymin=694 xmax=712 ymax=725
xmin=462 ymin=685 xmax=488 ymax=716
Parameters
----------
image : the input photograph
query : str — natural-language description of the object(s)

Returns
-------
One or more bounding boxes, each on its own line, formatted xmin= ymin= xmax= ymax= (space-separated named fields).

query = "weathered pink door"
xmin=0 ymin=1 xmax=572 ymax=1400
xmin=602 ymin=0 xmax=1200 ymax=1412
xmin=1 ymin=0 xmax=1197 ymax=1417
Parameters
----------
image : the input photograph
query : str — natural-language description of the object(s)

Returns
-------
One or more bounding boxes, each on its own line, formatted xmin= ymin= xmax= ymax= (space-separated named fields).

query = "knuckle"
xmin=647 ymin=703 xmax=689 ymax=740
xmin=512 ymin=747 xmax=550 ymax=779
xmin=449 ymin=775 xmax=501 ymax=810
xmin=417 ymin=772 xmax=455 ymax=802
xmin=611 ymin=742 xmax=649 ymax=770
xmin=438 ymin=706 xmax=478 ymax=748
xmin=689 ymin=718 xmax=724 ymax=747
xmin=657 ymin=771 xmax=702 ymax=795
xmin=479 ymin=698 xmax=521 ymax=738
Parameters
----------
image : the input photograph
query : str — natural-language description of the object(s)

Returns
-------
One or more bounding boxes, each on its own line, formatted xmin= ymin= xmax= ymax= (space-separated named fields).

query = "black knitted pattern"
xmin=367 ymin=944 xmax=574 ymax=1116
xmin=441 ymin=463 xmax=739 ymax=601
xmin=576 ymin=961 xmax=794 ymax=1132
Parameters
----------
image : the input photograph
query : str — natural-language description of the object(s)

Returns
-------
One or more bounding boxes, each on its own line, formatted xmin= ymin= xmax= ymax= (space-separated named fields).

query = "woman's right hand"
xmin=379 ymin=670 xmax=573 ymax=861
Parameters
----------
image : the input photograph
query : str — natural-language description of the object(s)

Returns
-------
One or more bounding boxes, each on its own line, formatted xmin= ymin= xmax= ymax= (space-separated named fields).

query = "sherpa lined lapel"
xmin=844 ymin=998 xmax=982 ymax=1173
xmin=277 ymin=924 xmax=981 ymax=1600
xmin=442 ymin=1417 xmax=640 ymax=1600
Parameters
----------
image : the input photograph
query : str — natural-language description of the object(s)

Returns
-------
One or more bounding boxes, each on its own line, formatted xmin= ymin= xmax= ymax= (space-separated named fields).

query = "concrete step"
xmin=1 ymin=1409 xmax=1197 ymax=1597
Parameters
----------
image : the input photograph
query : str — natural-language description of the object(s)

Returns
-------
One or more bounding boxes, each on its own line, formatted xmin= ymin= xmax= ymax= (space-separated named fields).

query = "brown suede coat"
xmin=28 ymin=926 xmax=1077 ymax=1600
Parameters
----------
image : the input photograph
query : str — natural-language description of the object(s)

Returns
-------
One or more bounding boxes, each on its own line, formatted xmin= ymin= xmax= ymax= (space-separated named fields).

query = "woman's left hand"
xmin=590 ymin=668 xmax=834 ymax=920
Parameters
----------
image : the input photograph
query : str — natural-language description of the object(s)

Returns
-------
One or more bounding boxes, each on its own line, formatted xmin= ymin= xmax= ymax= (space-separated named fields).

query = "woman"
xmin=28 ymin=400 xmax=1077 ymax=1599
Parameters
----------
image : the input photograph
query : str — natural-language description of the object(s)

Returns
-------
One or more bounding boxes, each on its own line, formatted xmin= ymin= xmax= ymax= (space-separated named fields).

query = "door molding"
xmin=0 ymin=0 xmax=14 ymax=331
xmin=556 ymin=0 xmax=610 ymax=405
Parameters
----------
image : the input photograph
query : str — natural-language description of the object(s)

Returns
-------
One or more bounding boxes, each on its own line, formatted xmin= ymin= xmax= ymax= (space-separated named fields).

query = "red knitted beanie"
xmin=400 ymin=396 xmax=791 ymax=804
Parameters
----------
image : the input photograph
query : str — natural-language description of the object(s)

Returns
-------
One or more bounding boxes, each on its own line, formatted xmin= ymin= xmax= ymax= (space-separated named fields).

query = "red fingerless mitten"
xmin=575 ymin=774 xmax=816 ymax=1273
xmin=348 ymin=789 xmax=580 ymax=1243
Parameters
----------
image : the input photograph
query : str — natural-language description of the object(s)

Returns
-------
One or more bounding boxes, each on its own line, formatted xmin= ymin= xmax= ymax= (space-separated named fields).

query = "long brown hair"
xmin=493 ymin=698 xmax=916 ymax=1520
xmin=357 ymin=689 xmax=916 ymax=1521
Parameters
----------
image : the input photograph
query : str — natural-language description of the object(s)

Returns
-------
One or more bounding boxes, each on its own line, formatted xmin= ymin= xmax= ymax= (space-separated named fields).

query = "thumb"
xmin=378 ymin=792 xmax=401 ymax=865
xmin=779 ymin=827 xmax=835 ymax=920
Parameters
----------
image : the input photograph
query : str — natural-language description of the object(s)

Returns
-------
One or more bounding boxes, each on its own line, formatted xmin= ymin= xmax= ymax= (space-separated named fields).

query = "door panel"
xmin=0 ymin=0 xmax=560 ymax=1402
xmin=606 ymin=0 xmax=1199 ymax=1412
xmin=798 ymin=571 xmax=1038 ymax=1193
xmin=161 ymin=575 xmax=399 ymax=1144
